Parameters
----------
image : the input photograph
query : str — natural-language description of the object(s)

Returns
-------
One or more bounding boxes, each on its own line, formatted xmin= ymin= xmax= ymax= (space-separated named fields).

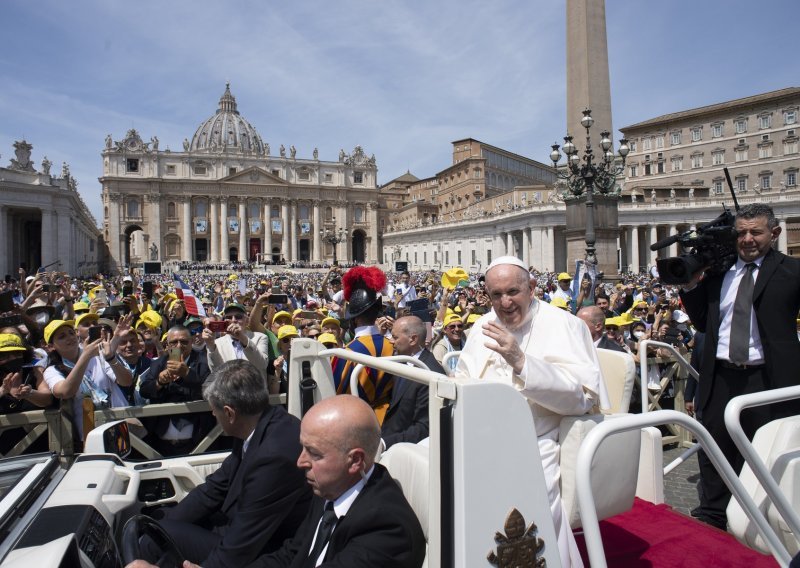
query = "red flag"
xmin=173 ymin=274 xmax=207 ymax=317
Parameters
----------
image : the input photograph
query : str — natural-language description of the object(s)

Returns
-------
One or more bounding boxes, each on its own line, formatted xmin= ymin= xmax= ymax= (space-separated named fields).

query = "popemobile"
xmin=0 ymin=337 xmax=797 ymax=567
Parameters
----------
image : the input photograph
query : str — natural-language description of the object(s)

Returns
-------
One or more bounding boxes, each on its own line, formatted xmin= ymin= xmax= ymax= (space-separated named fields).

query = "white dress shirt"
xmin=716 ymin=257 xmax=765 ymax=364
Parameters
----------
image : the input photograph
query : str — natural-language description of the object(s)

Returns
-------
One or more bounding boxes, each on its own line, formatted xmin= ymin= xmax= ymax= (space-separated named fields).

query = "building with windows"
xmin=101 ymin=84 xmax=379 ymax=269
xmin=0 ymin=140 xmax=101 ymax=276
xmin=381 ymin=88 xmax=800 ymax=272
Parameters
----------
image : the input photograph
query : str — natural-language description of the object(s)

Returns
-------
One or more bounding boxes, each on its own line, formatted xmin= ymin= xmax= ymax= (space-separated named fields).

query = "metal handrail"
xmin=350 ymin=356 xmax=430 ymax=396
xmin=320 ymin=348 xmax=453 ymax=398
xmin=441 ymin=351 xmax=461 ymax=375
xmin=576 ymin=410 xmax=792 ymax=567
xmin=724 ymin=385 xmax=800 ymax=548
xmin=638 ymin=340 xmax=699 ymax=414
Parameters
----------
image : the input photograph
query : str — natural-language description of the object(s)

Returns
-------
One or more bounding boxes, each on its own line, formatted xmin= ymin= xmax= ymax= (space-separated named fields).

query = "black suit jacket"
xmin=165 ymin=406 xmax=312 ymax=568
xmin=597 ymin=335 xmax=626 ymax=353
xmin=246 ymin=463 xmax=425 ymax=568
xmin=382 ymin=349 xmax=444 ymax=448
xmin=680 ymin=248 xmax=800 ymax=413
xmin=139 ymin=349 xmax=210 ymax=438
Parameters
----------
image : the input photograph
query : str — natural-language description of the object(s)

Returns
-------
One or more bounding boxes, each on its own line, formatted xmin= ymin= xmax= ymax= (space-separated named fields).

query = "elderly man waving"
xmin=455 ymin=256 xmax=608 ymax=568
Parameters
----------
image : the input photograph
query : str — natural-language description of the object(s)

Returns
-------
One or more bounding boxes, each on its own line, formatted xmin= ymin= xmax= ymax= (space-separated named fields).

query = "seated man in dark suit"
xmin=235 ymin=395 xmax=425 ymax=568
xmin=139 ymin=326 xmax=211 ymax=456
xmin=383 ymin=315 xmax=445 ymax=448
xmin=134 ymin=360 xmax=312 ymax=568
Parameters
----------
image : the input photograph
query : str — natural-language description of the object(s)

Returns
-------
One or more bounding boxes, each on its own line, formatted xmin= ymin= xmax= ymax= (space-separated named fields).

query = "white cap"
xmin=122 ymin=276 xmax=133 ymax=282
xmin=25 ymin=276 xmax=35 ymax=283
xmin=672 ymin=309 xmax=690 ymax=324
xmin=486 ymin=255 xmax=527 ymax=274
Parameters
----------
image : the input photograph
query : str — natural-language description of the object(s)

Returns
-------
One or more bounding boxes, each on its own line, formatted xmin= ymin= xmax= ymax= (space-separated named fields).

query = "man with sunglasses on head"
xmin=140 ymin=325 xmax=211 ymax=456
xmin=203 ymin=303 xmax=270 ymax=378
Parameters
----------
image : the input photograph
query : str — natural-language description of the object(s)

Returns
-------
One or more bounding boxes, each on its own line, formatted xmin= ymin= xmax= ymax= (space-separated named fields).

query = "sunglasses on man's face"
xmin=224 ymin=313 xmax=245 ymax=320
xmin=446 ymin=324 xmax=463 ymax=331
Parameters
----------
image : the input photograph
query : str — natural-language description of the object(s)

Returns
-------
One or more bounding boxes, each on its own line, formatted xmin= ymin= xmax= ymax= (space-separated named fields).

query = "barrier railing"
xmin=0 ymin=394 xmax=286 ymax=460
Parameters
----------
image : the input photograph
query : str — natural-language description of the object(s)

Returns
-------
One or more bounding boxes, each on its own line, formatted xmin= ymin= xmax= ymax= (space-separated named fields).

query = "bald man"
xmin=577 ymin=306 xmax=626 ymax=353
xmin=238 ymin=396 xmax=426 ymax=568
xmin=455 ymin=256 xmax=607 ymax=568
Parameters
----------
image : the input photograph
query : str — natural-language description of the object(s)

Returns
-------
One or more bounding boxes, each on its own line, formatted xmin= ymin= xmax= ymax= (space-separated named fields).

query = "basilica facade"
xmin=101 ymin=85 xmax=379 ymax=270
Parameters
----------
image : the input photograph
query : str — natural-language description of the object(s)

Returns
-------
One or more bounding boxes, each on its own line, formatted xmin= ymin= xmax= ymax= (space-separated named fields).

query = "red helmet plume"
xmin=342 ymin=266 xmax=387 ymax=301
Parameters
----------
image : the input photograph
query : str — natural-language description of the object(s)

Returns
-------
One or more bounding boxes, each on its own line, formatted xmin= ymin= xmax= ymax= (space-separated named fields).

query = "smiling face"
xmin=485 ymin=264 xmax=535 ymax=331
xmin=51 ymin=325 xmax=80 ymax=358
xmin=736 ymin=215 xmax=779 ymax=263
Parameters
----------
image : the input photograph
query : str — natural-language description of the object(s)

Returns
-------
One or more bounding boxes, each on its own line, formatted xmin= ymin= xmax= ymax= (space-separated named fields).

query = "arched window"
xmin=167 ymin=202 xmax=176 ymax=218
xmin=248 ymin=202 xmax=260 ymax=219
xmin=126 ymin=199 xmax=139 ymax=218
xmin=228 ymin=203 xmax=237 ymax=217
xmin=354 ymin=207 xmax=363 ymax=223
xmin=194 ymin=199 xmax=207 ymax=217
xmin=325 ymin=207 xmax=333 ymax=221
xmin=271 ymin=205 xmax=280 ymax=218
xmin=299 ymin=204 xmax=310 ymax=220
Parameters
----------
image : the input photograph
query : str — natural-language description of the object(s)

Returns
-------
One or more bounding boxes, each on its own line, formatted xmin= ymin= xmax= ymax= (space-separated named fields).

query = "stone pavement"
xmin=662 ymin=443 xmax=701 ymax=516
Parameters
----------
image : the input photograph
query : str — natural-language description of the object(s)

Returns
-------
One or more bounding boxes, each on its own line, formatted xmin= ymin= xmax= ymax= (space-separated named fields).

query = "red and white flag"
xmin=173 ymin=274 xmax=207 ymax=317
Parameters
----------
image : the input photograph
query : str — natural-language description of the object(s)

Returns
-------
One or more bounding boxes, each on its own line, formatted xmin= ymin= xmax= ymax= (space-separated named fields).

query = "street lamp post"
xmin=320 ymin=218 xmax=348 ymax=265
xmin=550 ymin=108 xmax=630 ymax=270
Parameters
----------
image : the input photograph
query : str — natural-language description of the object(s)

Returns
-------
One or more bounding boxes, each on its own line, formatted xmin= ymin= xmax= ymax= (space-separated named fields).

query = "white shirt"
xmin=393 ymin=282 xmax=417 ymax=308
xmin=716 ymin=257 xmax=765 ymax=364
xmin=309 ymin=466 xmax=375 ymax=566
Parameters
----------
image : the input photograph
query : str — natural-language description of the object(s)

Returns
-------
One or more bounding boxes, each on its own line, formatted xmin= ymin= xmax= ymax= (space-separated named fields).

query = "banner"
xmin=250 ymin=220 xmax=261 ymax=234
xmin=194 ymin=219 xmax=207 ymax=234
xmin=228 ymin=218 xmax=240 ymax=233
xmin=300 ymin=222 xmax=311 ymax=235
xmin=272 ymin=219 xmax=282 ymax=234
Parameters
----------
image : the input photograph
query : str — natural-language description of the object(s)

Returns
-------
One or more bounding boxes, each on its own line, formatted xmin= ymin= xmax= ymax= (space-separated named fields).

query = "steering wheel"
xmin=121 ymin=514 xmax=184 ymax=568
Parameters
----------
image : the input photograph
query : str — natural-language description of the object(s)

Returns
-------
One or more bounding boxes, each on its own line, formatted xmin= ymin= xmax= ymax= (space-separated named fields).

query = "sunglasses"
xmin=280 ymin=337 xmax=294 ymax=343
xmin=446 ymin=325 xmax=463 ymax=330
xmin=224 ymin=313 xmax=245 ymax=320
xmin=168 ymin=339 xmax=191 ymax=346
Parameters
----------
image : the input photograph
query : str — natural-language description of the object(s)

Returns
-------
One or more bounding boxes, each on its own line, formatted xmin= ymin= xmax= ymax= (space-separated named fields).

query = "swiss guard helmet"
xmin=343 ymin=266 xmax=386 ymax=320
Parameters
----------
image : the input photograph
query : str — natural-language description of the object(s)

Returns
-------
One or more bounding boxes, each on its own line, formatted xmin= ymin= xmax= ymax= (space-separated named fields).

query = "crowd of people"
xmin=1 ymin=203 xmax=797 ymax=567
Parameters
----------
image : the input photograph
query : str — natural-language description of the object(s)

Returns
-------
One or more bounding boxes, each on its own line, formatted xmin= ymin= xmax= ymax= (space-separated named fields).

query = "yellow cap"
xmin=272 ymin=311 xmax=292 ymax=325
xmin=557 ymin=272 xmax=571 ymax=281
xmin=136 ymin=311 xmax=163 ymax=331
xmin=466 ymin=313 xmax=481 ymax=325
xmin=73 ymin=301 xmax=90 ymax=312
xmin=321 ymin=317 xmax=341 ymax=329
xmin=441 ymin=267 xmax=469 ymax=289
xmin=75 ymin=312 xmax=99 ymax=328
xmin=0 ymin=334 xmax=26 ymax=352
xmin=292 ymin=308 xmax=304 ymax=318
xmin=443 ymin=313 xmax=463 ymax=327
xmin=44 ymin=320 xmax=75 ymax=344
xmin=318 ymin=332 xmax=338 ymax=346
xmin=550 ymin=297 xmax=570 ymax=310
xmin=277 ymin=325 xmax=299 ymax=341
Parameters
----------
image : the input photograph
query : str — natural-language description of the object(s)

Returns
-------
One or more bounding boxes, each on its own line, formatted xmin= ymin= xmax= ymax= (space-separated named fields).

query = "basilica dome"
xmin=188 ymin=83 xmax=266 ymax=155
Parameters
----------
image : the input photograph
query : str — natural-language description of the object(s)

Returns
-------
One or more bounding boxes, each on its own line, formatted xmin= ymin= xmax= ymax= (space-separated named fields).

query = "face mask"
xmin=634 ymin=331 xmax=645 ymax=339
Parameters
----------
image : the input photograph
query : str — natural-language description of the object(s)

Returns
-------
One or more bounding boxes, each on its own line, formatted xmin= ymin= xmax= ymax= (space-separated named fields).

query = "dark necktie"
xmin=306 ymin=502 xmax=337 ymax=567
xmin=729 ymin=263 xmax=756 ymax=365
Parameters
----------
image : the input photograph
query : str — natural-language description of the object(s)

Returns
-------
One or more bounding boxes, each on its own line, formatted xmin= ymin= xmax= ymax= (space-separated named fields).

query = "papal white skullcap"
xmin=485 ymin=256 xmax=527 ymax=274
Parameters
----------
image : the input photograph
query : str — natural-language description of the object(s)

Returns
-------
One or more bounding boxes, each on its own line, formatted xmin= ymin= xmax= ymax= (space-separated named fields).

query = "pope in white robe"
xmin=455 ymin=256 xmax=608 ymax=568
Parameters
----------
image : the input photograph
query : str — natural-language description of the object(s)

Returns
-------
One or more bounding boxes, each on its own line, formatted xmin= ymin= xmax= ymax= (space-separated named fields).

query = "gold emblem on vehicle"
xmin=487 ymin=508 xmax=546 ymax=567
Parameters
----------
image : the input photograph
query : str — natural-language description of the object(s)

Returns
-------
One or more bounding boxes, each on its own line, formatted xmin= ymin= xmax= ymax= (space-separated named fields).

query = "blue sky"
xmin=0 ymin=1 xmax=796 ymax=224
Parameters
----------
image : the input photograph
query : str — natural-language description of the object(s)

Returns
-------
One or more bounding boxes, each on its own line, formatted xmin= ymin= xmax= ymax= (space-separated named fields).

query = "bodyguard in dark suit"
xmin=141 ymin=360 xmax=311 ymax=568
xmin=577 ymin=306 xmax=627 ymax=353
xmin=383 ymin=315 xmax=446 ymax=448
xmin=680 ymin=204 xmax=800 ymax=529
xmin=242 ymin=396 xmax=425 ymax=568
xmin=139 ymin=326 xmax=212 ymax=456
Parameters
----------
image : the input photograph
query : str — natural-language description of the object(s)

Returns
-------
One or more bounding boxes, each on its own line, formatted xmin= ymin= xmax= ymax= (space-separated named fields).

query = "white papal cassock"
xmin=455 ymin=299 xmax=608 ymax=568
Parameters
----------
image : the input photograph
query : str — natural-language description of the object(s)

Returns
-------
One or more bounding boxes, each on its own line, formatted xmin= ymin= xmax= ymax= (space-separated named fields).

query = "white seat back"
xmin=286 ymin=339 xmax=338 ymax=419
xmin=380 ymin=442 xmax=429 ymax=567
xmin=727 ymin=416 xmax=800 ymax=556
xmin=559 ymin=414 xmax=641 ymax=529
xmin=596 ymin=348 xmax=636 ymax=414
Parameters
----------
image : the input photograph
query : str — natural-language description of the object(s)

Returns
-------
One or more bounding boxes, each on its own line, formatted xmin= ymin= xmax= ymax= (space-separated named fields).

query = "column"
xmin=182 ymin=199 xmax=192 ymax=260
xmin=210 ymin=198 xmax=219 ymax=262
xmin=290 ymin=201 xmax=298 ymax=262
xmin=0 ymin=206 xmax=8 ymax=275
xmin=543 ymin=226 xmax=555 ymax=271
xmin=668 ymin=224 xmax=678 ymax=257
xmin=239 ymin=200 xmax=247 ymax=261
xmin=649 ymin=225 xmax=658 ymax=267
xmin=148 ymin=195 xmax=162 ymax=261
xmin=337 ymin=202 xmax=348 ymax=262
xmin=56 ymin=209 xmax=70 ymax=269
xmin=312 ymin=202 xmax=322 ymax=262
xmin=530 ymin=227 xmax=543 ymax=269
xmin=264 ymin=200 xmax=272 ymax=262
xmin=368 ymin=202 xmax=379 ymax=264
xmin=522 ymin=228 xmax=531 ymax=267
xmin=281 ymin=200 xmax=290 ymax=261
xmin=41 ymin=208 xmax=55 ymax=268
xmin=220 ymin=198 xmax=229 ymax=262
xmin=779 ymin=219 xmax=788 ymax=254
xmin=506 ymin=231 xmax=514 ymax=258
xmin=628 ymin=225 xmax=640 ymax=273
xmin=107 ymin=194 xmax=121 ymax=269
xmin=492 ymin=233 xmax=503 ymax=264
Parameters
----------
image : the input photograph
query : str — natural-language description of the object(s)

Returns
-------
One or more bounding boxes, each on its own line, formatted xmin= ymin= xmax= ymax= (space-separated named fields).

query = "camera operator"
xmin=679 ymin=203 xmax=800 ymax=530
